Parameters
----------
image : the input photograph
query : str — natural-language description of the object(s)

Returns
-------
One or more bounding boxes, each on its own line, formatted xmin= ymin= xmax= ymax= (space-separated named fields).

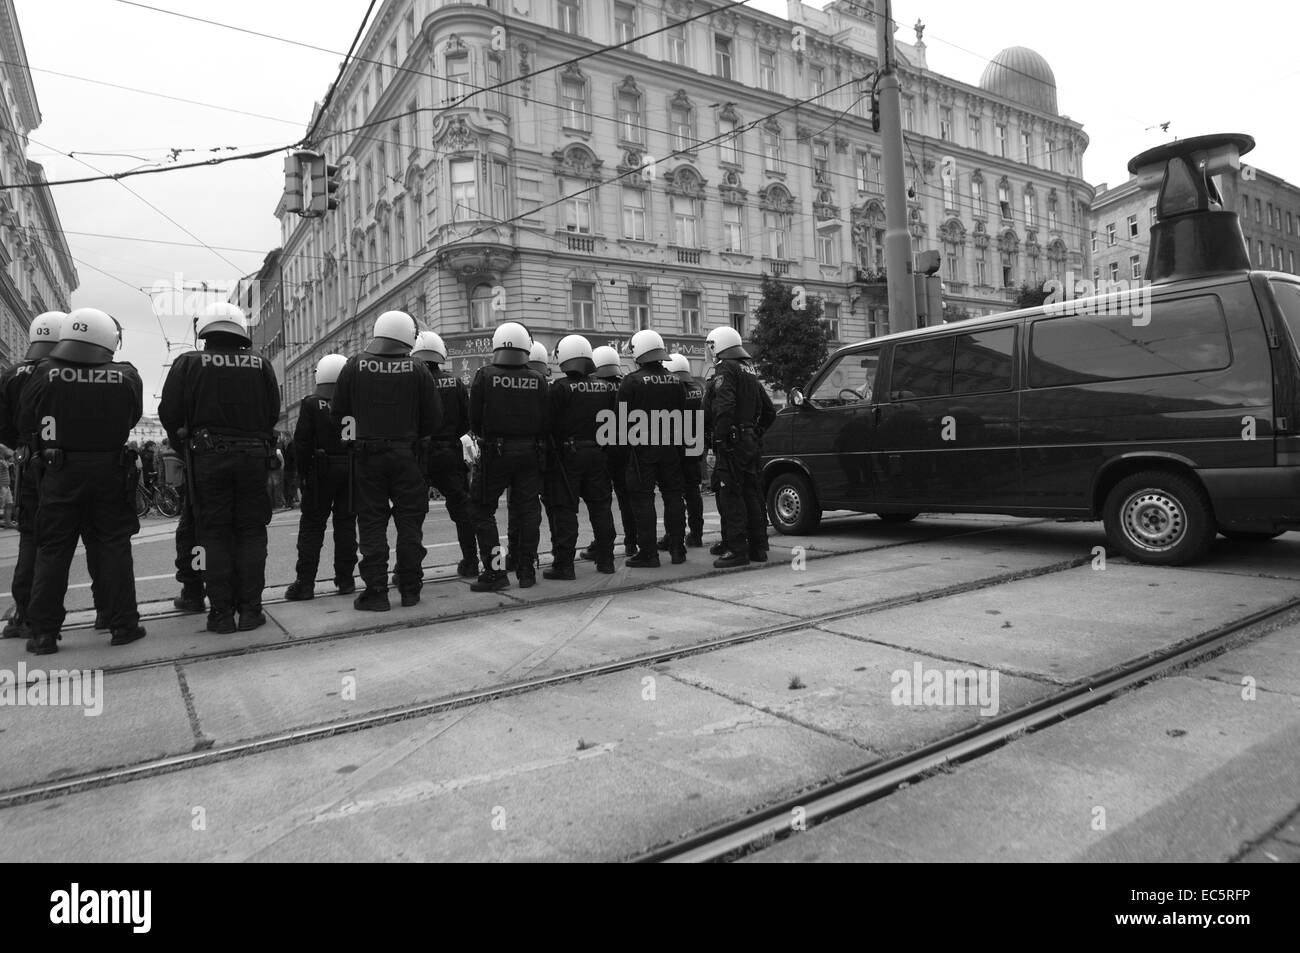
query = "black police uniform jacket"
xmin=469 ymin=363 xmax=549 ymax=438
xmin=421 ymin=360 xmax=471 ymax=442
xmin=331 ymin=352 xmax=441 ymax=441
xmin=158 ymin=344 xmax=280 ymax=448
xmin=617 ymin=362 xmax=686 ymax=462
xmin=0 ymin=358 xmax=45 ymax=448
xmin=293 ymin=393 xmax=347 ymax=474
xmin=550 ymin=373 xmax=617 ymax=444
xmin=19 ymin=358 xmax=143 ymax=450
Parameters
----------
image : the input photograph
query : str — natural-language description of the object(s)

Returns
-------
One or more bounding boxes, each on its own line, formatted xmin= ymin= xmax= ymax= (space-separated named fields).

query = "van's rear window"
xmin=1028 ymin=296 xmax=1230 ymax=388
xmin=1268 ymin=281 xmax=1300 ymax=358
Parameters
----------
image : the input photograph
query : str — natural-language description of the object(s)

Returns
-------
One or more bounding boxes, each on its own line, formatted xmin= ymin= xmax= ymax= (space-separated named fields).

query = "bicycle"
xmin=136 ymin=478 xmax=182 ymax=518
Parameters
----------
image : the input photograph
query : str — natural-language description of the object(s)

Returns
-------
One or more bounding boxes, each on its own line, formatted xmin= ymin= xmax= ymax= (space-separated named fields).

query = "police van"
xmin=761 ymin=134 xmax=1300 ymax=565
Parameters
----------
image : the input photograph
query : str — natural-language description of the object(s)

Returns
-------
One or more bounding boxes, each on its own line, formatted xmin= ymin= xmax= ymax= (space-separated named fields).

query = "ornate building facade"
xmin=0 ymin=0 xmax=77 ymax=372
xmin=273 ymin=0 xmax=1092 ymax=428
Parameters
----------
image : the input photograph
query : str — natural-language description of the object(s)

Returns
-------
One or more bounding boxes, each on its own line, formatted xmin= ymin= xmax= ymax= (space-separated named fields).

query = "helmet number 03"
xmin=72 ymin=321 xmax=89 ymax=332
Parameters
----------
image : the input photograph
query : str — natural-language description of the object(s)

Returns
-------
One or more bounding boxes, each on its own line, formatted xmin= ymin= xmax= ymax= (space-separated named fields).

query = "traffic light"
xmin=325 ymin=162 xmax=342 ymax=213
xmin=283 ymin=153 xmax=305 ymax=214
xmin=307 ymin=153 xmax=339 ymax=216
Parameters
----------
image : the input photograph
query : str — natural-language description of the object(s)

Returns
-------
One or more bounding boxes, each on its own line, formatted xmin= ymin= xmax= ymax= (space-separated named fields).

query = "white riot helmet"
xmin=528 ymin=341 xmax=549 ymax=375
xmin=51 ymin=307 xmax=121 ymax=364
xmin=26 ymin=311 xmax=66 ymax=360
xmin=631 ymin=328 xmax=668 ymax=365
xmin=556 ymin=334 xmax=595 ymax=374
xmin=368 ymin=310 xmax=418 ymax=355
xmin=196 ymin=301 xmax=250 ymax=344
xmin=412 ymin=331 xmax=448 ymax=364
xmin=665 ymin=352 xmax=693 ymax=378
xmin=315 ymin=354 xmax=347 ymax=398
xmin=706 ymin=325 xmax=750 ymax=361
xmin=592 ymin=345 xmax=622 ymax=379
xmin=491 ymin=321 xmax=532 ymax=366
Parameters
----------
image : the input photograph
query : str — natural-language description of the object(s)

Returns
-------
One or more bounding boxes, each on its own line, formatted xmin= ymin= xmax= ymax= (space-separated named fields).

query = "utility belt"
xmin=314 ymin=449 xmax=350 ymax=466
xmin=353 ymin=437 xmax=416 ymax=457
xmin=484 ymin=436 xmax=541 ymax=451
xmin=428 ymin=437 xmax=462 ymax=447
xmin=189 ymin=427 xmax=268 ymax=454
xmin=40 ymin=448 xmax=133 ymax=470
xmin=562 ymin=438 xmax=601 ymax=451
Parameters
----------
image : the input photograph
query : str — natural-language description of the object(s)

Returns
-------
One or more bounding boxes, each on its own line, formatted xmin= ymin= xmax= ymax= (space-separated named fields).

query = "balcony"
xmin=766 ymin=259 xmax=791 ymax=277
xmin=567 ymin=235 xmax=595 ymax=253
xmin=677 ymin=248 xmax=701 ymax=264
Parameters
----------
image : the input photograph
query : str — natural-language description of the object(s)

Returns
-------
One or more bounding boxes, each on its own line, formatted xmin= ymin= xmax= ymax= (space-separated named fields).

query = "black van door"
xmin=793 ymin=346 xmax=882 ymax=507
xmin=872 ymin=326 xmax=1021 ymax=507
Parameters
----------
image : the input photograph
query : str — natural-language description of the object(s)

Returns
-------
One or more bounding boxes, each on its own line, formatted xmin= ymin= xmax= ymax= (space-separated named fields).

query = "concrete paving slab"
xmin=182 ymin=589 xmax=789 ymax=745
xmin=750 ymin=659 xmax=1300 ymax=863
xmin=667 ymin=536 xmax=1080 ymax=618
xmin=1187 ymin=621 xmax=1300 ymax=699
xmin=0 ymin=664 xmax=864 ymax=862
xmin=0 ymin=666 xmax=194 ymax=795
xmin=662 ymin=628 xmax=1052 ymax=752
xmin=818 ymin=564 xmax=1297 ymax=682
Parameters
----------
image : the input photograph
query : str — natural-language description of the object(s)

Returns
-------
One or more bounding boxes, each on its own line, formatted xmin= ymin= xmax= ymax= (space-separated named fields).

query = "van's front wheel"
xmin=1103 ymin=471 xmax=1216 ymax=565
xmin=767 ymin=472 xmax=821 ymax=535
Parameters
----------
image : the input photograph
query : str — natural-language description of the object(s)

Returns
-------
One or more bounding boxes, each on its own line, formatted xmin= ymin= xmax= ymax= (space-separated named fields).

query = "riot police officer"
xmin=285 ymin=354 xmax=357 ymax=600
xmin=159 ymin=301 xmax=280 ymax=633
xmin=702 ymin=364 xmax=730 ymax=557
xmin=411 ymin=331 xmax=478 ymax=579
xmin=468 ymin=321 xmax=549 ymax=592
xmin=545 ymin=334 xmax=617 ymax=578
xmin=657 ymin=353 xmax=705 ymax=552
xmin=506 ymin=341 xmax=554 ymax=574
xmin=579 ymin=345 xmax=636 ymax=561
xmin=619 ymin=330 xmax=687 ymax=567
xmin=331 ymin=311 xmax=441 ymax=611
xmin=706 ymin=326 xmax=776 ymax=568
xmin=19 ymin=308 xmax=144 ymax=654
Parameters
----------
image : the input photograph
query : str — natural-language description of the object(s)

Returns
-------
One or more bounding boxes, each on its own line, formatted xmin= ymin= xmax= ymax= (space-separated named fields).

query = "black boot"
xmin=470 ymin=570 xmax=510 ymax=592
xmin=335 ymin=577 xmax=356 ymax=595
xmin=623 ymin=541 xmax=639 ymax=557
xmin=110 ymin=625 xmax=147 ymax=646
xmin=670 ymin=542 xmax=687 ymax=565
xmin=94 ymin=611 xmax=108 ymax=631
xmin=543 ymin=563 xmax=575 ymax=581
xmin=206 ymin=609 xmax=236 ymax=634
xmin=457 ymin=558 xmax=479 ymax=578
xmin=354 ymin=589 xmax=391 ymax=612
xmin=27 ymin=631 xmax=57 ymax=656
xmin=713 ymin=551 xmax=751 ymax=569
xmin=626 ymin=551 xmax=661 ymax=568
xmin=656 ymin=534 xmax=671 ymax=551
xmin=686 ymin=533 xmax=704 ymax=548
xmin=173 ymin=585 xmax=206 ymax=613
xmin=579 ymin=542 xmax=596 ymax=561
xmin=284 ymin=580 xmax=315 ymax=601
xmin=748 ymin=548 xmax=770 ymax=563
xmin=2 ymin=614 xmax=27 ymax=639
xmin=709 ymin=541 xmax=728 ymax=556
xmin=400 ymin=588 xmax=421 ymax=607
xmin=237 ymin=607 xmax=267 ymax=631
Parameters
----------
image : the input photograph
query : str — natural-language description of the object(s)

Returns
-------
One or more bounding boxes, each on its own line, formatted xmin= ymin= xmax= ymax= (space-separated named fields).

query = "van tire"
xmin=1103 ymin=471 xmax=1216 ymax=565
xmin=767 ymin=472 xmax=821 ymax=535
xmin=878 ymin=512 xmax=919 ymax=524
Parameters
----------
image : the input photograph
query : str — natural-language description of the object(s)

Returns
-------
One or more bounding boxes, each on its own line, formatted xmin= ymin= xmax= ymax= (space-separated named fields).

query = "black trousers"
xmin=548 ymin=445 xmax=615 ymax=566
xmin=174 ymin=483 xmax=203 ymax=592
xmin=716 ymin=446 xmax=767 ymax=554
xmin=294 ymin=462 xmax=357 ymax=585
xmin=608 ymin=447 xmax=636 ymax=544
xmin=426 ymin=442 xmax=477 ymax=564
xmin=27 ymin=458 xmax=138 ymax=636
xmin=192 ymin=449 xmax=272 ymax=613
xmin=355 ymin=446 xmax=428 ymax=593
xmin=681 ymin=455 xmax=704 ymax=538
xmin=627 ymin=451 xmax=685 ymax=555
xmin=471 ymin=443 xmax=541 ymax=570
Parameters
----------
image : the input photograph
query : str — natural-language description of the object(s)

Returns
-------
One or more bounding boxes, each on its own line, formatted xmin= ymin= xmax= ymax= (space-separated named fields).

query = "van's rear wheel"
xmin=1103 ymin=471 xmax=1216 ymax=565
xmin=767 ymin=472 xmax=821 ymax=535
xmin=878 ymin=512 xmax=919 ymax=524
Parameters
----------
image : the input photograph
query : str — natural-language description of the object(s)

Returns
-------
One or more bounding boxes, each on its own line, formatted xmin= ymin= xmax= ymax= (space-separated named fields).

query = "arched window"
xmin=470 ymin=283 xmax=494 ymax=329
xmin=617 ymin=76 xmax=643 ymax=145
xmin=559 ymin=65 xmax=591 ymax=132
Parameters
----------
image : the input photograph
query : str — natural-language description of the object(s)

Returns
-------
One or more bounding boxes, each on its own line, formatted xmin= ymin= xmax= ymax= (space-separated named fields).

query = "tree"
xmin=1013 ymin=281 xmax=1050 ymax=310
xmin=750 ymin=273 xmax=830 ymax=394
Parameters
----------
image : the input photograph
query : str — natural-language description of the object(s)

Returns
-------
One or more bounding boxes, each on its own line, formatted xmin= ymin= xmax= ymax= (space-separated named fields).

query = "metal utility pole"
xmin=876 ymin=0 xmax=916 ymax=332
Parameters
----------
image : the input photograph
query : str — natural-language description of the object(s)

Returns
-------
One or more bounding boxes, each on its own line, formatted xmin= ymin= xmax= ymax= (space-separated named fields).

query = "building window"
xmin=395 ymin=201 xmax=407 ymax=262
xmin=729 ymin=295 xmax=747 ymax=333
xmin=1127 ymin=214 xmax=1138 ymax=238
xmin=1150 ymin=205 xmax=1157 ymax=226
xmin=855 ymin=151 xmax=870 ymax=191
xmin=1106 ymin=223 xmax=1116 ymax=246
xmin=470 ymin=283 xmax=493 ymax=329
xmin=903 ymin=97 xmax=914 ymax=131
xmin=1257 ymin=240 xmax=1264 ymax=265
xmin=570 ymin=281 xmax=595 ymax=329
xmin=1291 ymin=250 xmax=1296 ymax=273
xmin=811 ymin=66 xmax=825 ymax=98
xmin=971 ymin=178 xmax=985 ymax=217
xmin=723 ymin=203 xmax=744 ymax=252
xmin=667 ymin=20 xmax=687 ymax=66
xmin=1022 ymin=131 xmax=1032 ymax=164
xmin=377 ymin=144 xmax=388 ymax=193
xmin=1048 ymin=197 xmax=1059 ymax=231
xmin=618 ymin=86 xmax=643 ymax=144
xmin=629 ymin=286 xmax=650 ymax=329
xmin=817 ymin=231 xmax=836 ymax=265
xmin=968 ymin=116 xmax=982 ymax=151
xmin=944 ymin=241 xmax=960 ymax=282
xmin=364 ymin=159 xmax=375 ymax=208
xmin=714 ymin=36 xmax=733 ymax=79
xmin=764 ymin=211 xmax=789 ymax=259
xmin=762 ymin=128 xmax=783 ymax=173
xmin=681 ymin=291 xmax=701 ymax=334
xmin=672 ymin=195 xmax=699 ymax=247
xmin=1130 ymin=254 xmax=1141 ymax=279
xmin=943 ymin=174 xmax=955 ymax=210
xmin=446 ymin=54 xmax=469 ymax=102
xmin=621 ymin=187 xmax=646 ymax=240
xmin=813 ymin=140 xmax=830 ymax=185
xmin=491 ymin=159 xmax=510 ymax=221
xmin=670 ymin=99 xmax=695 ymax=152
xmin=975 ymin=247 xmax=987 ymax=285
xmin=1109 ymin=262 xmax=1120 ymax=282
xmin=871 ymin=154 xmax=882 ymax=190
xmin=1024 ymin=192 xmax=1036 ymax=227
xmin=561 ymin=73 xmax=590 ymax=131
xmin=995 ymin=124 xmax=1007 ymax=157
xmin=615 ymin=2 xmax=636 ymax=46
xmin=1090 ymin=230 xmax=1097 ymax=252
xmin=939 ymin=107 xmax=952 ymax=141
xmin=563 ymin=181 xmax=593 ymax=233
xmin=821 ymin=302 xmax=840 ymax=340
xmin=1256 ymin=198 xmax=1262 ymax=222
xmin=998 ymin=183 xmax=1012 ymax=221
xmin=719 ymin=118 xmax=740 ymax=165
xmin=1045 ymin=138 xmax=1056 ymax=171
xmin=451 ymin=158 xmax=476 ymax=220
xmin=486 ymin=56 xmax=504 ymax=112
xmin=557 ymin=0 xmax=581 ymax=34
xmin=758 ymin=49 xmax=777 ymax=91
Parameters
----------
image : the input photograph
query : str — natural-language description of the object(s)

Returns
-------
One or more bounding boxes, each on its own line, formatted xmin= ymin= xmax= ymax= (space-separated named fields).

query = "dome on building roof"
xmin=979 ymin=47 xmax=1057 ymax=114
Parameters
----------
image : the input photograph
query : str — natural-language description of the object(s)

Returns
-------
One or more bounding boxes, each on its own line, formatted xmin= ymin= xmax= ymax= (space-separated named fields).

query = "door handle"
xmin=872 ymin=405 xmax=880 ymax=424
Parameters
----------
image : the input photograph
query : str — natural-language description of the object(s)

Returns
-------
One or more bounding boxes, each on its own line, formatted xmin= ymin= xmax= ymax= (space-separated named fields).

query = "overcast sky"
xmin=17 ymin=0 xmax=1300 ymax=414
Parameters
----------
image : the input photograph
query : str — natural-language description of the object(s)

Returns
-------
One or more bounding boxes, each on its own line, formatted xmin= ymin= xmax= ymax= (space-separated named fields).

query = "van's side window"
xmin=809 ymin=349 xmax=879 ymax=407
xmin=953 ymin=328 xmax=1016 ymax=395
xmin=1029 ymin=296 xmax=1230 ymax=388
xmin=891 ymin=337 xmax=954 ymax=399
xmin=1267 ymin=280 xmax=1300 ymax=358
